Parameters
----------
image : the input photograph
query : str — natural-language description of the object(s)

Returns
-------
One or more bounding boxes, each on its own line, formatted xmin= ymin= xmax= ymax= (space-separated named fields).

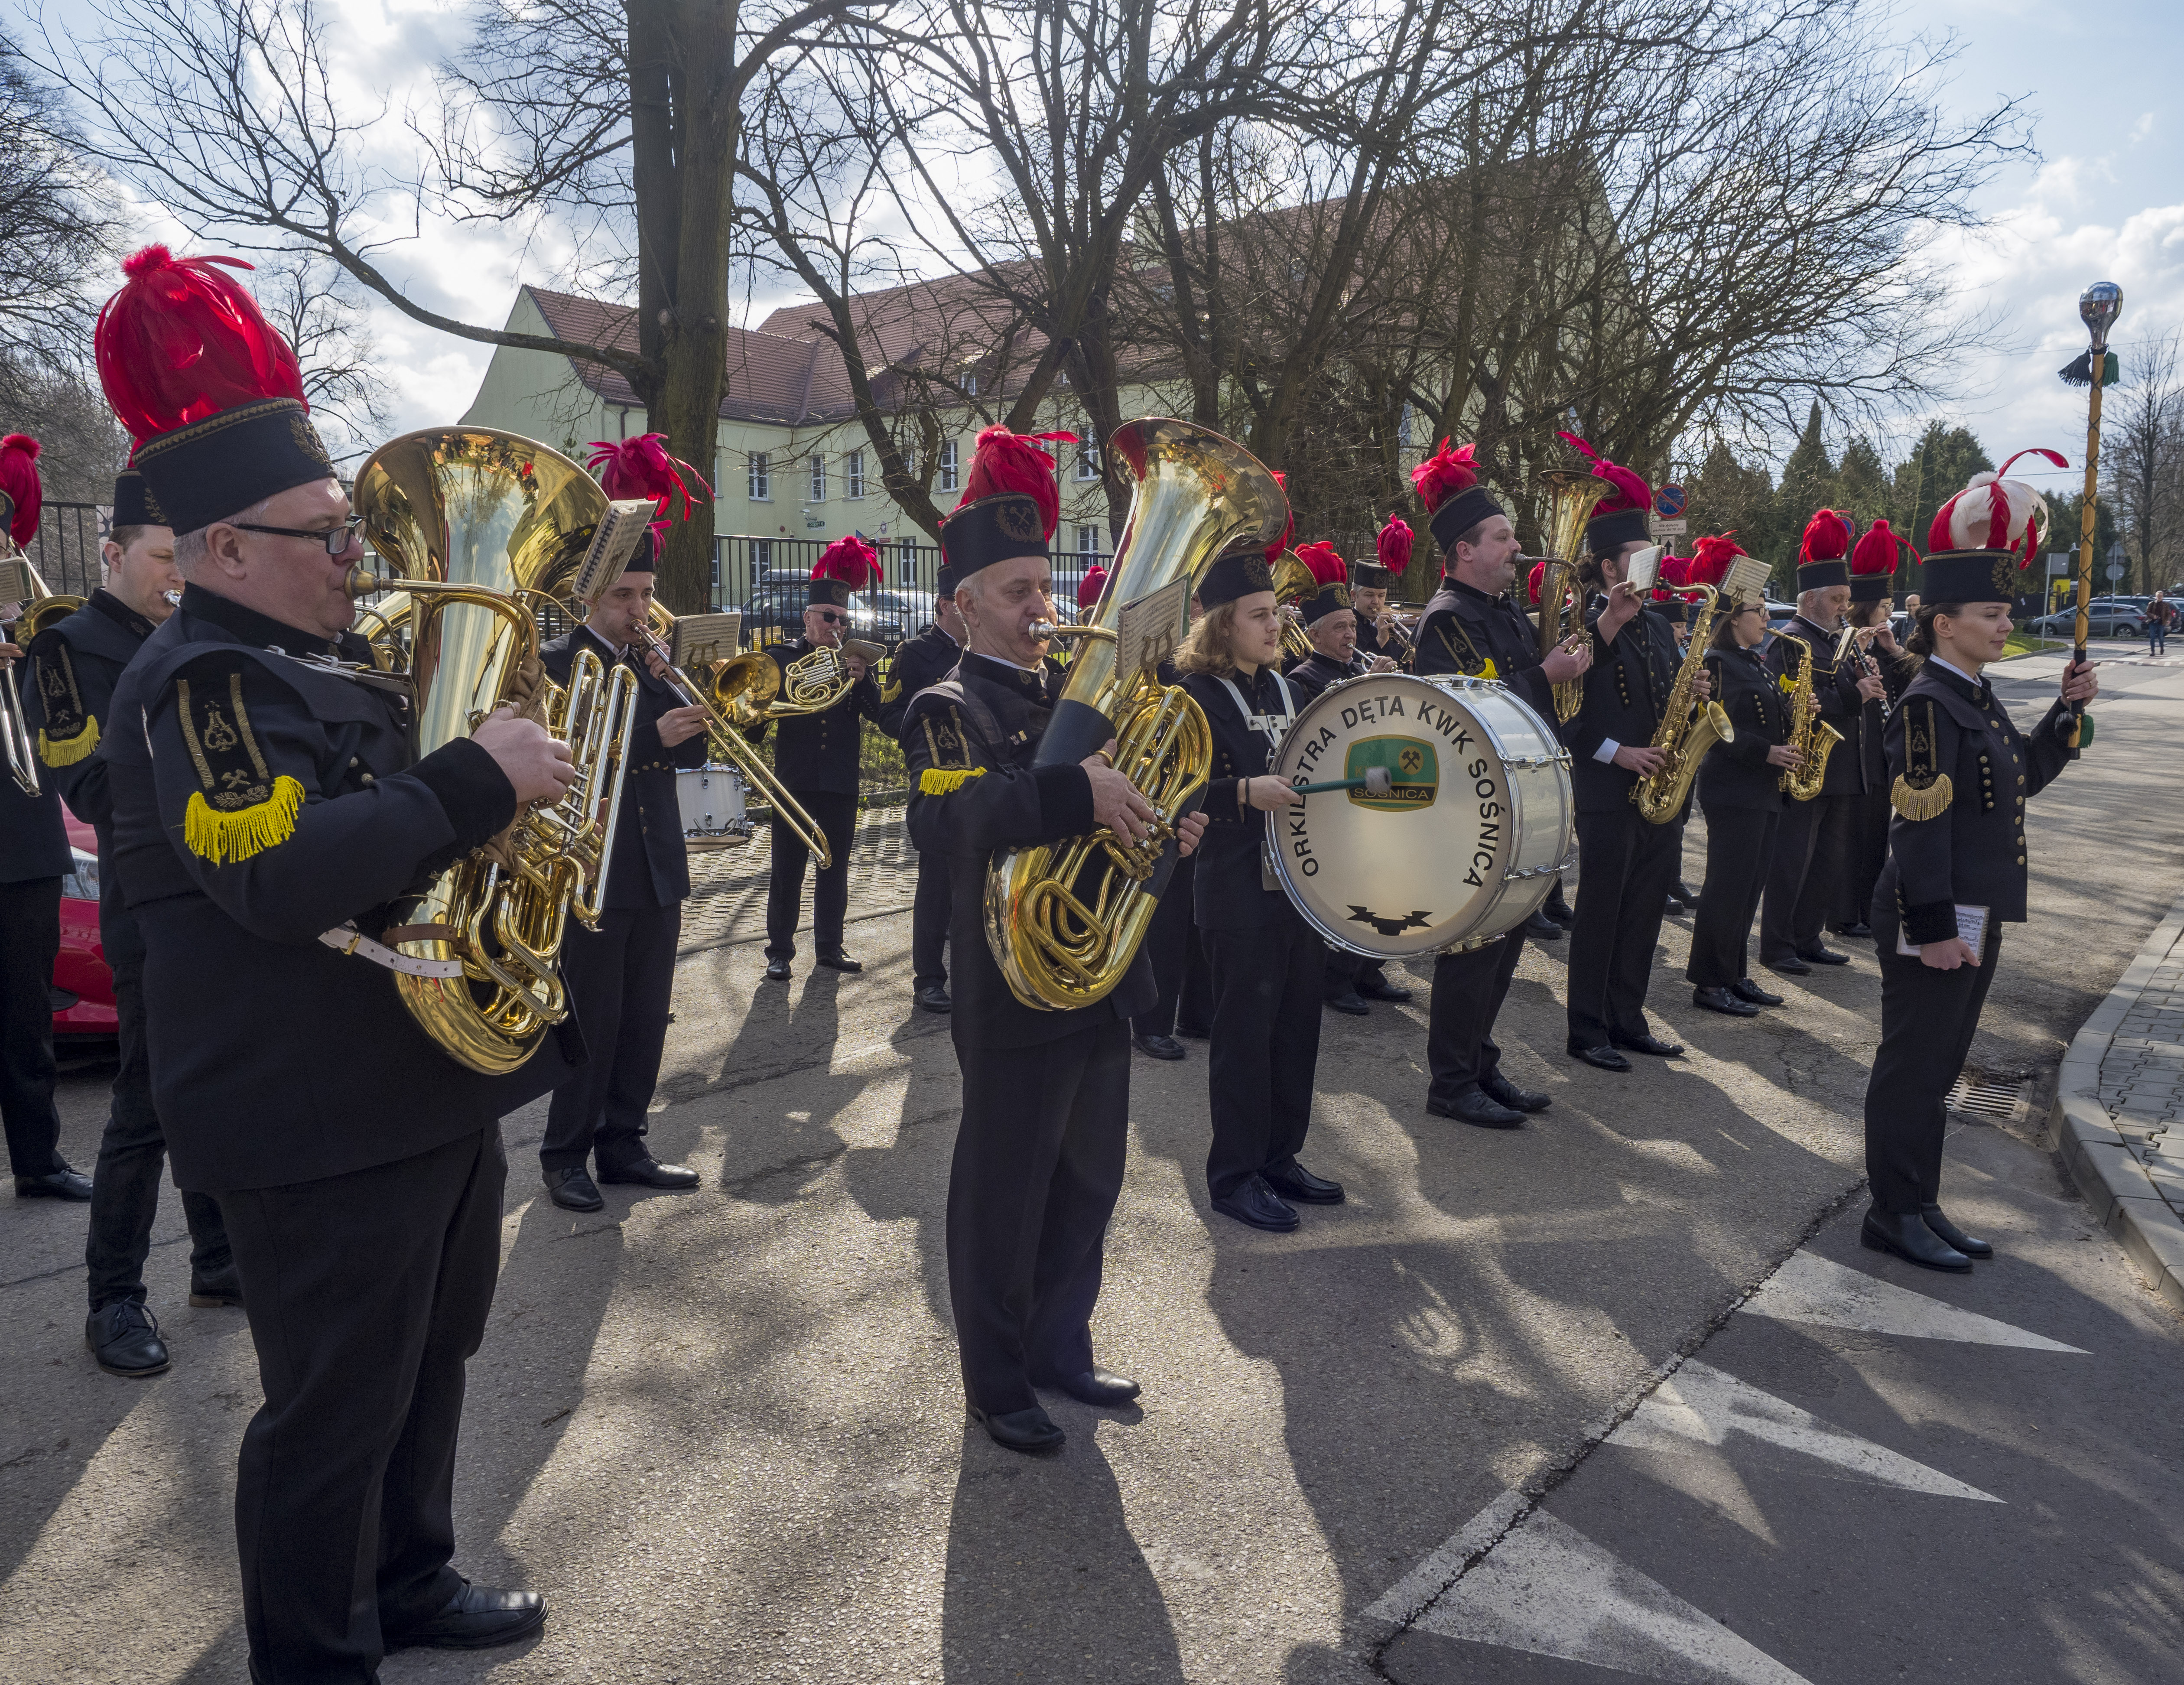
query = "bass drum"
xmin=1269 ymin=673 xmax=1573 ymax=959
xmin=677 ymin=764 xmax=751 ymax=848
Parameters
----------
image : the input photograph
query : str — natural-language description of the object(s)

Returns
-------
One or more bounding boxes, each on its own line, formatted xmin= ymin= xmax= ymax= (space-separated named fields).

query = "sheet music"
xmin=1115 ymin=576 xmax=1190 ymax=691
xmin=1898 ymin=904 xmax=1989 ymax=963
xmin=570 ymin=499 xmax=659 ymax=605
xmin=1624 ymin=546 xmax=1661 ymax=595
xmin=1724 ymin=556 xmax=1771 ymax=605
xmin=671 ymin=612 xmax=741 ymax=667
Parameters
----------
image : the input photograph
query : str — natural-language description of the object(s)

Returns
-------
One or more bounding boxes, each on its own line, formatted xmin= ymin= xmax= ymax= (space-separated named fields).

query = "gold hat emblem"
xmin=997 ymin=498 xmax=1041 ymax=541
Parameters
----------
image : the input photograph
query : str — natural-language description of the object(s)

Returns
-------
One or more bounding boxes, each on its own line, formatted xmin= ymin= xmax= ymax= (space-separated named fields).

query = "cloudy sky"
xmin=46 ymin=0 xmax=2184 ymax=491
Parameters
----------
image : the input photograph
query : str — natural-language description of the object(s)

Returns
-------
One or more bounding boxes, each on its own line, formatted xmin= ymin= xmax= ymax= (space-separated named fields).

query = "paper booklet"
xmin=671 ymin=612 xmax=741 ymax=668
xmin=569 ymin=498 xmax=661 ymax=605
xmin=1623 ymin=546 xmax=1661 ymax=596
xmin=1115 ymin=576 xmax=1191 ymax=693
xmin=1898 ymin=904 xmax=1989 ymax=963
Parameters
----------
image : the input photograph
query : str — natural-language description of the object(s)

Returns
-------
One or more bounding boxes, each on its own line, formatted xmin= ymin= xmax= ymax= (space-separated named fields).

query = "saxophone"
xmin=1630 ymin=586 xmax=1736 ymax=823
xmin=1777 ymin=635 xmax=1844 ymax=801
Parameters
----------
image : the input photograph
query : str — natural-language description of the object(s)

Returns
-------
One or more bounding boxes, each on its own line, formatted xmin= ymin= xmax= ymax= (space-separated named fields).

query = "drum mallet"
xmin=1291 ymin=766 xmax=1394 ymax=797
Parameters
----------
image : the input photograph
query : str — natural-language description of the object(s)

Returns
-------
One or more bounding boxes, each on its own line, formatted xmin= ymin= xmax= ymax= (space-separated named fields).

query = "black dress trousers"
xmin=220 ymin=1124 xmax=504 ymax=1684
xmin=1203 ymin=909 xmax=1324 ymax=1199
xmin=85 ymin=961 xmax=232 ymax=1308
xmin=0 ymin=877 xmax=65 ymax=1178
xmin=1131 ymin=852 xmax=1196 ymax=1040
xmin=1863 ymin=910 xmax=2002 ymax=1213
xmin=911 ymin=845 xmax=952 ymax=986
xmin=1687 ymin=806 xmax=1781 ymax=989
xmin=541 ymin=901 xmax=681 ymax=1174
xmin=765 ymin=790 xmax=860 ymax=959
xmin=949 ymin=1016 xmax=1131 ymax=1415
xmin=1761 ymin=792 xmax=1857 ymax=961
xmin=1844 ymin=787 xmax=1890 ymax=929
xmin=1426 ymin=928 xmax=1527 ymax=1105
xmin=1566 ymin=805 xmax=1681 ymax=1049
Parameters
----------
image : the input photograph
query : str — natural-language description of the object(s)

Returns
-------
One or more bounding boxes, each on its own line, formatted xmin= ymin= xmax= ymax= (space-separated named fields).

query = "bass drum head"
xmin=1269 ymin=673 xmax=1573 ymax=959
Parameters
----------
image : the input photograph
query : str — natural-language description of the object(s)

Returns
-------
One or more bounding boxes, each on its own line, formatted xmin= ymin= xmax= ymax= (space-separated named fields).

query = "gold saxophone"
xmin=1530 ymin=468 xmax=1596 ymax=723
xmin=1778 ymin=633 xmax=1845 ymax=801
xmin=1631 ymin=585 xmax=1736 ymax=823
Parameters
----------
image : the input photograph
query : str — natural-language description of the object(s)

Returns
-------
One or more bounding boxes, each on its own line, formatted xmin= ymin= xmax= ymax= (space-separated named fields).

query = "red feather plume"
xmin=1263 ymin=470 xmax=1297 ymax=562
xmin=1410 ymin=439 xmax=1479 ymax=514
xmin=1376 ymin=514 xmax=1414 ymax=574
xmin=1554 ymin=430 xmax=1651 ymax=515
xmin=1686 ymin=531 xmax=1745 ymax=587
xmin=586 ymin=433 xmax=710 ymax=522
xmin=0 ymin=434 xmax=42 ymax=546
xmin=956 ymin=424 xmax=1076 ymax=540
xmin=1798 ymin=508 xmax=1851 ymax=564
xmin=1077 ymin=564 xmax=1108 ymax=610
xmin=1295 ymin=540 xmax=1348 ymax=587
xmin=95 ymin=245 xmax=306 ymax=444
xmin=1851 ymin=518 xmax=1915 ymax=576
xmin=813 ymin=533 xmax=877 ymax=591
xmin=1527 ymin=559 xmax=1547 ymax=604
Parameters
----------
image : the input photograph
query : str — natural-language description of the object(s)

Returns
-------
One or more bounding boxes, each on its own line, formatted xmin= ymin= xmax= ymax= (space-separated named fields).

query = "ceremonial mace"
xmin=2062 ymin=281 xmax=2122 ymax=748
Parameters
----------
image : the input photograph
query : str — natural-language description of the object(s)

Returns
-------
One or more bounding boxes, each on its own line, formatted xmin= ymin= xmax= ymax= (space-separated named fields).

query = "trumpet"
xmin=637 ymin=603 xmax=836 ymax=868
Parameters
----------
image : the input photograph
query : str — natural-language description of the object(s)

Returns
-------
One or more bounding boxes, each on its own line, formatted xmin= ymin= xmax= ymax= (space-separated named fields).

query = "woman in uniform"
xmin=1173 ymin=547 xmax=1342 ymax=1233
xmin=1861 ymin=478 xmax=2098 ymax=1271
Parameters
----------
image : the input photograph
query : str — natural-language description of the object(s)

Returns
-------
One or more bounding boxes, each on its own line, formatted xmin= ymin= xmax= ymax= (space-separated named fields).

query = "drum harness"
xmin=1214 ymin=670 xmax=1296 ymax=890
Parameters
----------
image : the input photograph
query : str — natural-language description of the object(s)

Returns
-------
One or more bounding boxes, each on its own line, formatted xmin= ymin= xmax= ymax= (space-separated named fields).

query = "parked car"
xmin=852 ymin=589 xmax=936 ymax=645
xmin=2028 ymin=599 xmax=2148 ymax=639
xmin=736 ymin=584 xmax=809 ymax=643
xmin=53 ymin=806 xmax=117 ymax=1041
xmin=1764 ymin=599 xmax=1798 ymax=629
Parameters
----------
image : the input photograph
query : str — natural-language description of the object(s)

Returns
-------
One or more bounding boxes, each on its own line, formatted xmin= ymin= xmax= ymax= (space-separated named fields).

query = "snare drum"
xmin=1268 ymin=673 xmax=1573 ymax=958
xmin=676 ymin=764 xmax=750 ymax=841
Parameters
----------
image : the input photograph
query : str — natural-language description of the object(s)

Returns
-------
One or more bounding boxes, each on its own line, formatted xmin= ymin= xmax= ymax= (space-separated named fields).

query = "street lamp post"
xmin=2066 ymin=281 xmax=2122 ymax=747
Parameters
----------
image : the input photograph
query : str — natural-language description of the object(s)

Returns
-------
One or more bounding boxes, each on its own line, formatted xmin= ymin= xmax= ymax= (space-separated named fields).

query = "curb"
xmin=2047 ymin=886 xmax=2184 ymax=1316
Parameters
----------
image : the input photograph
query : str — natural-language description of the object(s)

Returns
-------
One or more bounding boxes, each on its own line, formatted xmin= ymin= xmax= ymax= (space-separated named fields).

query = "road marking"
xmin=1411 ymin=1506 xmax=1812 ymax=1683
xmin=1609 ymin=1360 xmax=2002 ymax=1502
xmin=1741 ymin=1251 xmax=2086 ymax=1352
xmin=1362 ymin=1487 xmax=1528 ymax=1629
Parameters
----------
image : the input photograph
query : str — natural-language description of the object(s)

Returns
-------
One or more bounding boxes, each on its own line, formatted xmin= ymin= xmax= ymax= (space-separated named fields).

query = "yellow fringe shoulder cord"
xmin=1889 ymin=772 xmax=1953 ymax=821
xmin=184 ymin=775 xmax=306 ymax=865
xmin=36 ymin=716 xmax=100 ymax=766
xmin=918 ymin=767 xmax=985 ymax=796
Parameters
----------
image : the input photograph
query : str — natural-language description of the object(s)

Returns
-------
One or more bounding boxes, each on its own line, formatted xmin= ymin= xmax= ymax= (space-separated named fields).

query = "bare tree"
xmin=251 ymin=256 xmax=396 ymax=462
xmin=0 ymin=46 xmax=119 ymax=374
xmin=2103 ymin=329 xmax=2184 ymax=596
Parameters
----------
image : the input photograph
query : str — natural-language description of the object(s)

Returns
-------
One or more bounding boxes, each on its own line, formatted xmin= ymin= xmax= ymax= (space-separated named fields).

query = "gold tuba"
xmin=0 ymin=555 xmax=82 ymax=794
xmin=1777 ymin=634 xmax=1844 ymax=801
xmin=1528 ymin=468 xmax=1596 ymax=724
xmin=1631 ymin=585 xmax=1736 ymax=823
xmin=348 ymin=427 xmax=642 ymax=1075
xmin=985 ymin=419 xmax=1288 ymax=1011
xmin=1268 ymin=547 xmax=1316 ymax=664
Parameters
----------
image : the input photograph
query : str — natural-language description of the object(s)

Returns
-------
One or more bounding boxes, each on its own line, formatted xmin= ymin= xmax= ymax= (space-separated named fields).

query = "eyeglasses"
xmin=813 ymin=609 xmax=847 ymax=624
xmin=231 ymin=516 xmax=365 ymax=557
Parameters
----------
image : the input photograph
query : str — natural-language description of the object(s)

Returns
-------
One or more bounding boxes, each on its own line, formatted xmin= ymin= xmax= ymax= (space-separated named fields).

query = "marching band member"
xmin=1525 ymin=559 xmax=1576 ymax=931
xmin=1686 ymin=537 xmax=1796 ymax=1016
xmin=97 ymin=245 xmax=572 ymax=1678
xmin=1131 ymin=602 xmax=1209 ymax=1062
xmin=1557 ymin=430 xmax=1706 ymax=1072
xmin=0 ymin=435 xmax=91 ymax=1210
xmin=1351 ymin=514 xmax=1411 ymax=667
xmin=902 ymin=425 xmax=1202 ymax=1453
xmin=1410 ymin=439 xmax=1592 ymax=1122
xmin=1862 ymin=461 xmax=2095 ymax=1270
xmin=1076 ymin=560 xmax=1108 ymax=622
xmin=1758 ymin=510 xmax=1885 ymax=974
xmin=1175 ymin=542 xmax=1345 ymax=1227
xmin=1840 ymin=519 xmax=1914 ymax=940
xmin=880 ymin=562 xmax=968 ymax=1012
xmin=23 ymin=469 xmax=241 ymax=1378
xmin=755 ymin=537 xmax=884 ymax=982
xmin=535 ymin=437 xmax=712 ymax=1212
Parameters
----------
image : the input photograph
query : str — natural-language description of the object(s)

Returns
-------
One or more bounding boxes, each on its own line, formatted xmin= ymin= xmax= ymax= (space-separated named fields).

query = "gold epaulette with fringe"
xmin=1891 ymin=697 xmax=1952 ymax=820
xmin=184 ymin=776 xmax=305 ymax=864
xmin=175 ymin=666 xmax=306 ymax=863
xmin=918 ymin=767 xmax=985 ymax=795
xmin=37 ymin=717 xmax=100 ymax=766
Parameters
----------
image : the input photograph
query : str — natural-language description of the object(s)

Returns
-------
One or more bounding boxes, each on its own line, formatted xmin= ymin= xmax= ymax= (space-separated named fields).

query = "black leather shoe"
xmin=1356 ymin=975 xmax=1413 ymax=1002
xmin=543 ymin=1167 xmax=604 ymax=1212
xmin=385 ymin=1579 xmax=546 ymax=1650
xmin=1133 ymin=1033 xmax=1186 ymax=1060
xmin=1210 ymin=1176 xmax=1300 ymax=1232
xmin=596 ymin=1157 xmax=699 ymax=1190
xmin=1264 ymin=1164 xmax=1345 ymax=1203
xmin=1834 ymin=921 xmax=1872 ymax=939
xmin=1325 ymin=990 xmax=1369 ymax=1016
xmin=1543 ymin=895 xmax=1575 ymax=927
xmin=1174 ymin=1021 xmax=1209 ymax=1040
xmin=1427 ymin=1087 xmax=1526 ymax=1129
xmin=1481 ymin=1071 xmax=1551 ymax=1113
xmin=1613 ymin=1032 xmax=1685 ymax=1057
xmin=188 ymin=1266 xmax=244 ymax=1308
xmin=1692 ymin=986 xmax=1760 ymax=1018
xmin=1525 ymin=909 xmax=1564 ymax=940
xmin=86 ymin=1301 xmax=170 ymax=1378
xmin=1670 ymin=881 xmax=1697 ymax=905
xmin=914 ymin=982 xmax=952 ymax=1013
xmin=1861 ymin=1208 xmax=1971 ymax=1272
xmin=16 ymin=1166 xmax=92 ymax=1200
xmin=1038 ymin=1368 xmax=1142 ymax=1407
xmin=816 ymin=950 xmax=863 ymax=973
xmin=1765 ymin=953 xmax=1812 ymax=976
xmin=1922 ymin=1204 xmax=1994 ymax=1259
xmin=967 ymin=1402 xmax=1066 ymax=1454
xmin=1732 ymin=978 xmax=1785 ymax=1007
xmin=1567 ymin=1042 xmax=1632 ymax=1072
xmin=763 ymin=956 xmax=792 ymax=981
xmin=1797 ymin=945 xmax=1851 ymax=966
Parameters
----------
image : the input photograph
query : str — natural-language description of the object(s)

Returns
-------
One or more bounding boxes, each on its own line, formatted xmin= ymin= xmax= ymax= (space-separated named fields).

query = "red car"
xmin=53 ymin=803 xmax=117 ymax=1039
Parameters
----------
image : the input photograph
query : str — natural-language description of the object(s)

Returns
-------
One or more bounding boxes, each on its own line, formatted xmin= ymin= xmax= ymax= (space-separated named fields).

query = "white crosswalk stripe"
xmin=1740 ymin=1251 xmax=2087 ymax=1351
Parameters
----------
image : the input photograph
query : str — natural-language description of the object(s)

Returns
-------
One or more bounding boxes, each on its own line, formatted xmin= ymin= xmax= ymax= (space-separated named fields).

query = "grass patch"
xmin=2003 ymin=631 xmax=2063 ymax=659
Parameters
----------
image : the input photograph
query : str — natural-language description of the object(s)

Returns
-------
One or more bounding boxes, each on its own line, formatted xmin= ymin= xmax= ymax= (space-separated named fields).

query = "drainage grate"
xmin=1946 ymin=1076 xmax=2031 ymax=1123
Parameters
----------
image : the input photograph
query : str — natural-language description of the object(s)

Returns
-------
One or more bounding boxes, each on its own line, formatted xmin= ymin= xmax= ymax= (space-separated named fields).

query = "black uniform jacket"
xmin=1283 ymin=648 xmax=1363 ymax=704
xmin=1179 ymin=663 xmax=1306 ymax=934
xmin=105 ymin=585 xmax=567 ymax=1194
xmin=0 ymin=764 xmax=67 ymax=883
xmin=1354 ymin=614 xmax=1402 ymax=669
xmin=1414 ymin=576 xmax=1558 ymax=723
xmin=1568 ymin=599 xmax=1682 ymax=813
xmin=1698 ymin=642 xmax=1791 ymax=812
xmin=902 ymin=651 xmax=1154 ymax=1048
xmin=541 ymin=626 xmax=704 ymax=908
xmin=1857 ymin=643 xmax=1915 ymax=787
xmin=21 ymin=591 xmax=158 ymax=958
xmin=1879 ymin=659 xmax=2074 ymax=945
xmin=1765 ymin=615 xmax=1867 ymax=797
xmin=878 ymin=622 xmax=962 ymax=740
xmin=746 ymin=637 xmax=882 ymax=797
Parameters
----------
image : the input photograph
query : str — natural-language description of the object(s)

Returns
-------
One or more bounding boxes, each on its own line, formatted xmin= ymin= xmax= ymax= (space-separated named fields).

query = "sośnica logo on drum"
xmin=1344 ymin=736 xmax=1437 ymax=810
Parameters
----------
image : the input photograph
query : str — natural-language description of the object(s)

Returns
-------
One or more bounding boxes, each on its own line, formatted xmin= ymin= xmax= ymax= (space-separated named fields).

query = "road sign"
xmin=2106 ymin=562 xmax=2126 ymax=580
xmin=1649 ymin=516 xmax=1688 ymax=537
xmin=2046 ymin=552 xmax=2070 ymax=576
xmin=1654 ymin=485 xmax=1687 ymax=519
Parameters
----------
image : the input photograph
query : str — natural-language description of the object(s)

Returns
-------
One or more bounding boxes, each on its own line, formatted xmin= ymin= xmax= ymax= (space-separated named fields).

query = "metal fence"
xmin=23 ymin=502 xmax=107 ymax=599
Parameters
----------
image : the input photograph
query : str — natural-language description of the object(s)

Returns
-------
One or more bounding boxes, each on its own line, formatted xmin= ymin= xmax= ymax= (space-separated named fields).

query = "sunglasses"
xmin=813 ymin=609 xmax=847 ymax=624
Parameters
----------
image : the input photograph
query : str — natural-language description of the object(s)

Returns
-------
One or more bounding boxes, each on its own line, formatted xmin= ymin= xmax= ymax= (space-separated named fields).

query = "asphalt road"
xmin=2 ymin=641 xmax=2178 ymax=1685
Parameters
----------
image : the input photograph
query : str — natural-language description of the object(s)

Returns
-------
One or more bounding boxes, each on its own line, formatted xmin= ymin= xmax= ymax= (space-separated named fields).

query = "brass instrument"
xmin=1530 ymin=468 xmax=1596 ymax=723
xmin=1269 ymin=548 xmax=1316 ymax=664
xmin=639 ymin=601 xmax=835 ymax=867
xmin=712 ymin=638 xmax=851 ymax=725
xmin=347 ymin=426 xmax=641 ymax=1075
xmin=986 ymin=418 xmax=1288 ymax=1011
xmin=1778 ymin=634 xmax=1844 ymax=801
xmin=0 ymin=557 xmax=85 ymax=794
xmin=1631 ymin=584 xmax=1735 ymax=823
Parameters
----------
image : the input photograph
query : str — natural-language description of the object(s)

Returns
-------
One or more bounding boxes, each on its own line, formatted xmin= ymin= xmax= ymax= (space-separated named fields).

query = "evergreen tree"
xmin=1891 ymin=423 xmax=1993 ymax=550
xmin=1835 ymin=436 xmax=1891 ymax=529
xmin=1774 ymin=402 xmax=1836 ymax=595
xmin=1689 ymin=442 xmax=1781 ymax=575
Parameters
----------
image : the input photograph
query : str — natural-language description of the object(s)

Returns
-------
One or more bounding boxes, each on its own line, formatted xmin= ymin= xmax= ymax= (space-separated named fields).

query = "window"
xmin=752 ymin=538 xmax=773 ymax=574
xmin=899 ymin=537 xmax=918 ymax=581
xmin=939 ymin=439 xmax=959 ymax=492
xmin=1076 ymin=441 xmax=1099 ymax=482
xmin=845 ymin=449 xmax=866 ymax=498
xmin=808 ymin=456 xmax=826 ymax=500
xmin=962 ymin=371 xmax=979 ymax=397
xmin=1398 ymin=403 xmax=1415 ymax=449
xmin=748 ymin=451 xmax=771 ymax=500
xmin=1076 ymin=524 xmax=1101 ymax=560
